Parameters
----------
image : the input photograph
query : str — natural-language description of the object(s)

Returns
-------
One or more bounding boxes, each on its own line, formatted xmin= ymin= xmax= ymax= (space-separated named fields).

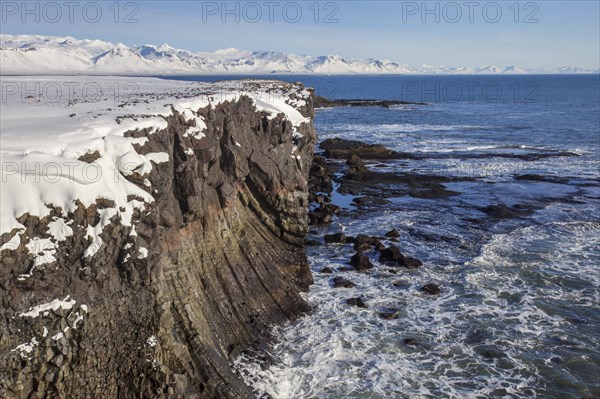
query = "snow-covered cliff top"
xmin=0 ymin=76 xmax=311 ymax=272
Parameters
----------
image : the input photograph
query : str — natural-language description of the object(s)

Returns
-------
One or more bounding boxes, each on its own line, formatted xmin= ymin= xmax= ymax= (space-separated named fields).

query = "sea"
xmin=167 ymin=75 xmax=600 ymax=399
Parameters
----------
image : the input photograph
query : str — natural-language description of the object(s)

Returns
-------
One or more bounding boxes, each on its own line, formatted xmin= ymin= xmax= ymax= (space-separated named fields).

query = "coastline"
xmin=0 ymin=76 xmax=316 ymax=398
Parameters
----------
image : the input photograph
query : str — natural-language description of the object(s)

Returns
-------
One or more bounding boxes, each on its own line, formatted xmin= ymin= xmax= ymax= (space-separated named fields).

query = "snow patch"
xmin=18 ymin=296 xmax=77 ymax=318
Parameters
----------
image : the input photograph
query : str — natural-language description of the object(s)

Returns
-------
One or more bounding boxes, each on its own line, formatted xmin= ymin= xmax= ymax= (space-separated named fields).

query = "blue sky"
xmin=2 ymin=1 xmax=599 ymax=68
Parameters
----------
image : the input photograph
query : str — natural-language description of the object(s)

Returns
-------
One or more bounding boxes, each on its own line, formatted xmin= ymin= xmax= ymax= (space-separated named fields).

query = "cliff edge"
xmin=0 ymin=77 xmax=316 ymax=398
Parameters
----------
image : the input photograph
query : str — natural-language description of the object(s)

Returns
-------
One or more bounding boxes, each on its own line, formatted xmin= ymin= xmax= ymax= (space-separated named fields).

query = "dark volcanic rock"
xmin=354 ymin=241 xmax=372 ymax=252
xmin=0 ymin=83 xmax=317 ymax=399
xmin=314 ymin=96 xmax=427 ymax=109
xmin=309 ymin=203 xmax=340 ymax=225
xmin=392 ymin=280 xmax=411 ymax=289
xmin=331 ymin=277 xmax=357 ymax=288
xmin=480 ymin=204 xmax=535 ymax=219
xmin=346 ymin=154 xmax=368 ymax=177
xmin=475 ymin=345 xmax=507 ymax=360
xmin=324 ymin=232 xmax=348 ymax=244
xmin=402 ymin=256 xmax=423 ymax=269
xmin=379 ymin=245 xmax=404 ymax=263
xmin=378 ymin=308 xmax=400 ymax=320
xmin=305 ymin=239 xmax=321 ymax=246
xmin=515 ymin=174 xmax=570 ymax=184
xmin=427 ymin=150 xmax=579 ymax=161
xmin=379 ymin=245 xmax=423 ymax=269
xmin=319 ymin=267 xmax=334 ymax=274
xmin=350 ymin=252 xmax=374 ymax=271
xmin=402 ymin=338 xmax=420 ymax=346
xmin=308 ymin=155 xmax=334 ymax=196
xmin=320 ymin=138 xmax=415 ymax=160
xmin=420 ymin=283 xmax=441 ymax=295
xmin=346 ymin=297 xmax=368 ymax=308
xmin=385 ymin=229 xmax=400 ymax=238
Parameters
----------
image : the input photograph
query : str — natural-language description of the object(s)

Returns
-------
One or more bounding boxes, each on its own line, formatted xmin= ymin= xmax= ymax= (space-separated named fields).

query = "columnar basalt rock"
xmin=0 ymin=82 xmax=316 ymax=398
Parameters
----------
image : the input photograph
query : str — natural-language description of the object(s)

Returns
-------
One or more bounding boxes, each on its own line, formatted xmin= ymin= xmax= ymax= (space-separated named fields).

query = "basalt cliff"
xmin=0 ymin=78 xmax=316 ymax=398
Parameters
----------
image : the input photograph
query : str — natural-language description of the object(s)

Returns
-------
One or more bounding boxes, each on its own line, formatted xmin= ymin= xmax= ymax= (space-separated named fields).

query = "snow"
xmin=145 ymin=152 xmax=170 ymax=164
xmin=2 ymin=34 xmax=595 ymax=75
xmin=138 ymin=247 xmax=148 ymax=259
xmin=52 ymin=332 xmax=64 ymax=341
xmin=47 ymin=218 xmax=74 ymax=241
xmin=18 ymin=296 xmax=77 ymax=318
xmin=12 ymin=337 xmax=39 ymax=359
xmin=0 ymin=76 xmax=312 ymax=264
xmin=146 ymin=335 xmax=158 ymax=348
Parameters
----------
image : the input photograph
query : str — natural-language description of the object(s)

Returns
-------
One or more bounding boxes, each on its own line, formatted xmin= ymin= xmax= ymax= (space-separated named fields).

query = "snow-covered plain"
xmin=1 ymin=34 xmax=597 ymax=75
xmin=0 ymin=76 xmax=311 ymax=273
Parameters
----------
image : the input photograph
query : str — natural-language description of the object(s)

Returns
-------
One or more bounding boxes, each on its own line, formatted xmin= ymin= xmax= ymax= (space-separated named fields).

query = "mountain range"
xmin=1 ymin=34 xmax=598 ymax=75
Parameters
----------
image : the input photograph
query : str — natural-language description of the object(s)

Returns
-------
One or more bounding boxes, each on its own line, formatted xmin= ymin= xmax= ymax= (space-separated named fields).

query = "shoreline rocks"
xmin=314 ymin=96 xmax=427 ymax=109
xmin=320 ymin=138 xmax=416 ymax=160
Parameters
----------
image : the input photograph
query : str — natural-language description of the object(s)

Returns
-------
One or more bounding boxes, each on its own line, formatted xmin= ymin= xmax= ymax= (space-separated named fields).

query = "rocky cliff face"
xmin=0 ymin=81 xmax=316 ymax=398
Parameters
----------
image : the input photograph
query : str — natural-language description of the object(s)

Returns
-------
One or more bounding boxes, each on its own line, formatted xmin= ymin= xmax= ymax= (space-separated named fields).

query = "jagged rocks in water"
xmin=354 ymin=241 xmax=372 ymax=252
xmin=420 ymin=283 xmax=441 ymax=295
xmin=309 ymin=203 xmax=340 ymax=225
xmin=385 ymin=229 xmax=400 ymax=238
xmin=379 ymin=245 xmax=404 ymax=263
xmin=379 ymin=245 xmax=423 ymax=269
xmin=350 ymin=252 xmax=374 ymax=271
xmin=324 ymin=232 xmax=348 ymax=244
xmin=402 ymin=256 xmax=424 ymax=269
xmin=306 ymin=239 xmax=322 ymax=246
xmin=313 ymin=96 xmax=427 ymax=109
xmin=331 ymin=277 xmax=357 ymax=288
xmin=346 ymin=154 xmax=367 ymax=177
xmin=308 ymin=155 xmax=334 ymax=197
xmin=480 ymin=204 xmax=535 ymax=219
xmin=319 ymin=267 xmax=334 ymax=274
xmin=346 ymin=297 xmax=368 ymax=308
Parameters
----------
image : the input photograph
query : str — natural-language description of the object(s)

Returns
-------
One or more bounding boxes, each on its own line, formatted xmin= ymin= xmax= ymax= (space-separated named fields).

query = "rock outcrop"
xmin=0 ymin=80 xmax=317 ymax=398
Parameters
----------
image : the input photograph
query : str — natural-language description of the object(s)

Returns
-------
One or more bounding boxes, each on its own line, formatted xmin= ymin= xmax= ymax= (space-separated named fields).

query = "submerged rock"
xmin=331 ymin=277 xmax=357 ymax=288
xmin=379 ymin=245 xmax=423 ymax=269
xmin=475 ymin=345 xmax=507 ymax=360
xmin=385 ymin=229 xmax=400 ymax=238
xmin=402 ymin=338 xmax=421 ymax=346
xmin=420 ymin=283 xmax=441 ymax=295
xmin=346 ymin=297 xmax=368 ymax=308
xmin=480 ymin=204 xmax=535 ymax=219
xmin=324 ymin=232 xmax=348 ymax=244
xmin=378 ymin=308 xmax=400 ymax=320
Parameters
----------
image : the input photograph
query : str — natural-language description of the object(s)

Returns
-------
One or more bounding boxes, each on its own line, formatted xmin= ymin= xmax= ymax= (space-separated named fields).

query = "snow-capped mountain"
xmin=1 ymin=34 xmax=598 ymax=75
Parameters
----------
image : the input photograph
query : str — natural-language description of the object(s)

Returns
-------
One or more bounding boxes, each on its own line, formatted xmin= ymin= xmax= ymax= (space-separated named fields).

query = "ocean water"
xmin=172 ymin=75 xmax=600 ymax=398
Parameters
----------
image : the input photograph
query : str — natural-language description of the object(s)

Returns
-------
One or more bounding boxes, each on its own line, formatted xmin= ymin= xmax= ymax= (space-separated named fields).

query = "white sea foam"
xmin=235 ymin=198 xmax=600 ymax=398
